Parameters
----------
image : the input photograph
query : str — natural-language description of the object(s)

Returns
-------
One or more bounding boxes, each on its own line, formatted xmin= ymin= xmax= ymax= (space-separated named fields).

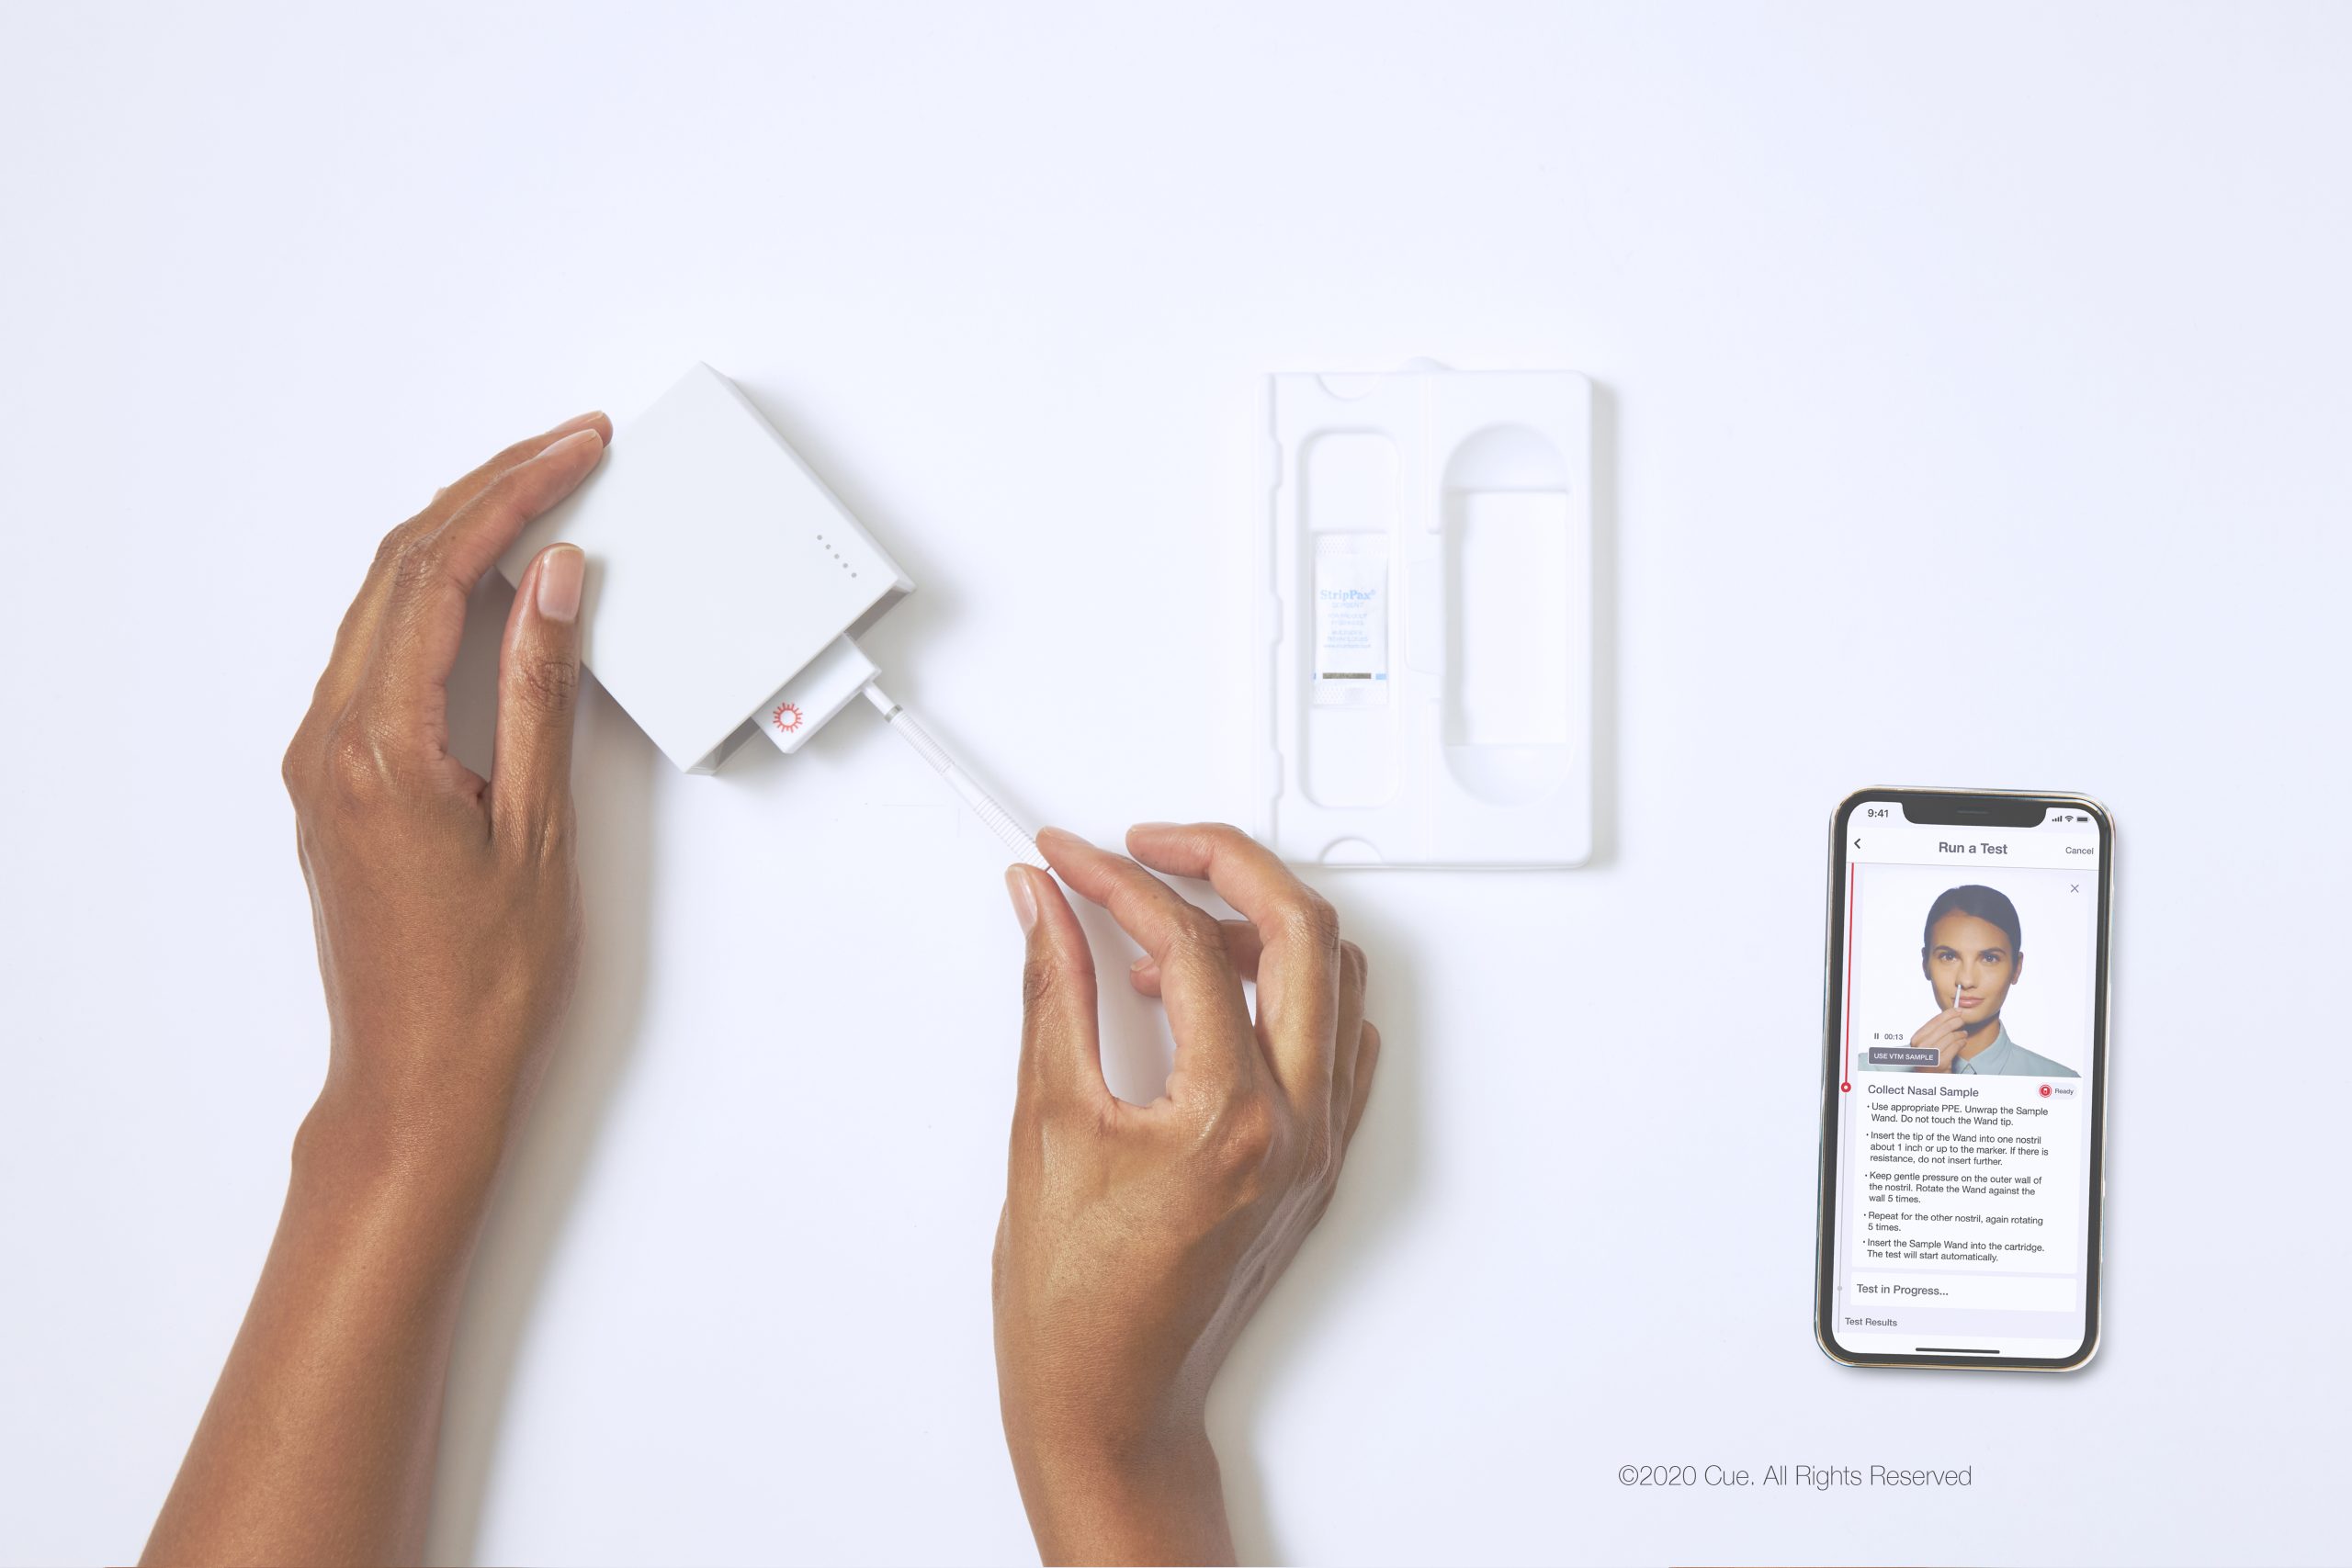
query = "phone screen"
xmin=1816 ymin=792 xmax=2110 ymax=1369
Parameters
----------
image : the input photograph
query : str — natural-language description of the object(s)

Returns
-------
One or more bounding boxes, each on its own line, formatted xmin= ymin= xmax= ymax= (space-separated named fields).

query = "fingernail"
xmin=1130 ymin=954 xmax=1152 ymax=973
xmin=547 ymin=410 xmax=605 ymax=438
xmin=1131 ymin=821 xmax=1178 ymax=833
xmin=1035 ymin=825 xmax=1076 ymax=849
xmin=536 ymin=545 xmax=585 ymax=623
xmin=1004 ymin=866 xmax=1038 ymax=933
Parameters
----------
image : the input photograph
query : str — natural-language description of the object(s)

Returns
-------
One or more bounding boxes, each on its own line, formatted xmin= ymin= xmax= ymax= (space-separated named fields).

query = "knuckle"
xmin=1282 ymin=890 xmax=1342 ymax=953
xmin=378 ymin=510 xmax=445 ymax=570
xmin=1167 ymin=905 xmax=1228 ymax=959
xmin=1020 ymin=953 xmax=1061 ymax=1015
xmin=278 ymin=726 xmax=314 ymax=801
xmin=1202 ymin=1091 xmax=1283 ymax=1179
xmin=390 ymin=535 xmax=453 ymax=599
xmin=322 ymin=722 xmax=392 ymax=804
xmin=515 ymin=654 xmax=580 ymax=713
xmin=370 ymin=523 xmax=415 ymax=573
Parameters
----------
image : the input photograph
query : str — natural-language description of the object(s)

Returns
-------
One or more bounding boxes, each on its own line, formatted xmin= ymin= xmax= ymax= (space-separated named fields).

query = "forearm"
xmin=142 ymin=1105 xmax=503 ymax=1566
xmin=1010 ymin=1423 xmax=1234 ymax=1566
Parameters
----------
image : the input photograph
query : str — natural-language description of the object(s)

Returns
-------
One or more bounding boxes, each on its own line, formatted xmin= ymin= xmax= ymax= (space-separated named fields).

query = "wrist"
xmin=1009 ymin=1415 xmax=1232 ymax=1566
xmin=291 ymin=1079 xmax=512 ymax=1223
xmin=254 ymin=1097 xmax=507 ymax=1348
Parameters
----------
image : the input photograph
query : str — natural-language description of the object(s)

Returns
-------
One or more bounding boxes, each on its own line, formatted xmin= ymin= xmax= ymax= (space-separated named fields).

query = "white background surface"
xmin=4 ymin=5 xmax=2346 ymax=1563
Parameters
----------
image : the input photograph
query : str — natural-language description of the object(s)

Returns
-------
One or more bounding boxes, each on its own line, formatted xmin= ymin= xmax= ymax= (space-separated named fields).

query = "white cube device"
xmin=496 ymin=365 xmax=913 ymax=773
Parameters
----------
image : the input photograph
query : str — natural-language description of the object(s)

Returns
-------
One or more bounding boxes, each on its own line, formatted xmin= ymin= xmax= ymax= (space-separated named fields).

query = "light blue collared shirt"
xmin=1924 ymin=1022 xmax=2079 ymax=1078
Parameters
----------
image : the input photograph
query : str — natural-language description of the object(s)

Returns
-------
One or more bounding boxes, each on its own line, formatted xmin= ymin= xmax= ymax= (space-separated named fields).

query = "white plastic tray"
xmin=1258 ymin=366 xmax=1593 ymax=868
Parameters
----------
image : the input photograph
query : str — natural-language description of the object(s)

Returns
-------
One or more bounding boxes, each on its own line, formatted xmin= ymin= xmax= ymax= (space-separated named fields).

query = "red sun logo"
xmin=772 ymin=702 xmax=805 ymax=733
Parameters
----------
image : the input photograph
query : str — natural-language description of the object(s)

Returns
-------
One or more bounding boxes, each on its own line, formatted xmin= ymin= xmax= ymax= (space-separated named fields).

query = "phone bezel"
xmin=1814 ymin=786 xmax=2114 ymax=1372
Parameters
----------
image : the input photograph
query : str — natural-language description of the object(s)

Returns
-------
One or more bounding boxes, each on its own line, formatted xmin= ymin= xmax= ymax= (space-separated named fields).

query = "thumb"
xmin=1006 ymin=863 xmax=1109 ymax=1114
xmin=492 ymin=543 xmax=586 ymax=841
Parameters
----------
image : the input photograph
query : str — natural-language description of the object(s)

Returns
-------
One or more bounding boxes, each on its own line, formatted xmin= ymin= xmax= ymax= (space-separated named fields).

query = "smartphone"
xmin=1815 ymin=787 xmax=2113 ymax=1371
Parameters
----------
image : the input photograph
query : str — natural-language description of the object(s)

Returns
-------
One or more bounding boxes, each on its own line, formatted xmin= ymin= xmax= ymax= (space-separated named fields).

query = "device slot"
xmin=1438 ymin=424 xmax=1577 ymax=807
xmin=1298 ymin=431 xmax=1402 ymax=810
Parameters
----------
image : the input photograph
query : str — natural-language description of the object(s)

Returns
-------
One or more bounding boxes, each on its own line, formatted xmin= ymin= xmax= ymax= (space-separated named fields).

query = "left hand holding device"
xmin=145 ymin=412 xmax=611 ymax=1566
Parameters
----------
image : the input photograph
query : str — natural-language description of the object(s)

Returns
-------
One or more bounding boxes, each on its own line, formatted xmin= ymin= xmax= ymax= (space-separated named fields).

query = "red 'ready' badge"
xmin=2039 ymin=1083 xmax=2052 ymax=1098
xmin=773 ymin=702 xmax=805 ymax=734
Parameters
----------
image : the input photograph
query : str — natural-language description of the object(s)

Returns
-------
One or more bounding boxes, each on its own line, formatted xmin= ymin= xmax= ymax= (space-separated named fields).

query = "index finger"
xmin=356 ymin=425 xmax=608 ymax=757
xmin=1123 ymin=821 xmax=1346 ymax=1106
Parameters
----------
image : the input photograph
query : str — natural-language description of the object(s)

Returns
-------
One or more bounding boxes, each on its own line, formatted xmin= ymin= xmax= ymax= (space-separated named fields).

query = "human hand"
xmin=143 ymin=412 xmax=613 ymax=1567
xmin=1908 ymin=1005 xmax=1970 ymax=1073
xmin=993 ymin=823 xmax=1381 ymax=1566
xmin=278 ymin=412 xmax=611 ymax=1189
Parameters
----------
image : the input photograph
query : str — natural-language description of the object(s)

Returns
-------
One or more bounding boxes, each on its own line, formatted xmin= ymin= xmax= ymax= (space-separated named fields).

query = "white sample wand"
xmin=863 ymin=682 xmax=1050 ymax=870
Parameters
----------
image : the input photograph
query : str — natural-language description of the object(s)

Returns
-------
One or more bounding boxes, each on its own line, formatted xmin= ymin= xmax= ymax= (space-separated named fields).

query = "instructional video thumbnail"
xmin=1849 ymin=868 xmax=2088 ymax=1080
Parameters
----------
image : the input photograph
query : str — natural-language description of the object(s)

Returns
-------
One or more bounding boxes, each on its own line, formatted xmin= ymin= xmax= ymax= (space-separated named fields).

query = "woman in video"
xmin=1905 ymin=885 xmax=2078 ymax=1077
